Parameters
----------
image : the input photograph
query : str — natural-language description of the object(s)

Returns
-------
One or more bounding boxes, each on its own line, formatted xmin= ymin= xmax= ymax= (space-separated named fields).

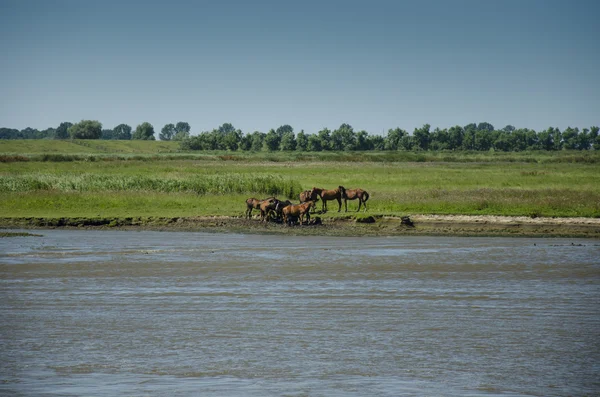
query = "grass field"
xmin=1 ymin=140 xmax=599 ymax=219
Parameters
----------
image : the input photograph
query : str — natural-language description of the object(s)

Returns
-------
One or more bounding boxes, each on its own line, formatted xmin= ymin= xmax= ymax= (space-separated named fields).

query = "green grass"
xmin=1 ymin=141 xmax=600 ymax=219
xmin=1 ymin=158 xmax=599 ymax=218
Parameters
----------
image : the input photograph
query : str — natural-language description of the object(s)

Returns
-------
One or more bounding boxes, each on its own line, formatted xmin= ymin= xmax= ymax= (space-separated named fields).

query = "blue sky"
xmin=1 ymin=0 xmax=598 ymax=135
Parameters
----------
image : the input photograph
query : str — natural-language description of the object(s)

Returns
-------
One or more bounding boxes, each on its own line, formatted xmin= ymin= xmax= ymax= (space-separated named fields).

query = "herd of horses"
xmin=245 ymin=186 xmax=370 ymax=226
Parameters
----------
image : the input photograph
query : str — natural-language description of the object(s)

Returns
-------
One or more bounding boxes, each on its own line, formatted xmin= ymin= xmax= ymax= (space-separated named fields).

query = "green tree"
xmin=68 ymin=120 xmax=102 ymax=139
xmin=250 ymin=131 xmax=265 ymax=151
xmin=447 ymin=126 xmax=464 ymax=150
xmin=384 ymin=127 xmax=406 ymax=150
xmin=239 ymin=134 xmax=252 ymax=151
xmin=113 ymin=124 xmax=132 ymax=140
xmin=562 ymin=127 xmax=579 ymax=150
xmin=218 ymin=123 xmax=236 ymax=134
xmin=174 ymin=122 xmax=191 ymax=141
xmin=280 ymin=131 xmax=297 ymax=151
xmin=0 ymin=128 xmax=20 ymax=139
xmin=101 ymin=129 xmax=114 ymax=140
xmin=525 ymin=129 xmax=539 ymax=150
xmin=223 ymin=129 xmax=241 ymax=151
xmin=332 ymin=123 xmax=356 ymax=150
xmin=276 ymin=124 xmax=293 ymax=138
xmin=20 ymin=127 xmax=42 ymax=139
xmin=369 ymin=134 xmax=385 ymax=150
xmin=399 ymin=135 xmax=414 ymax=150
xmin=133 ymin=122 xmax=156 ymax=140
xmin=356 ymin=130 xmax=372 ymax=150
xmin=477 ymin=122 xmax=495 ymax=132
xmin=473 ymin=130 xmax=494 ymax=151
xmin=462 ymin=124 xmax=477 ymax=150
xmin=413 ymin=124 xmax=431 ymax=151
xmin=430 ymin=128 xmax=449 ymax=150
xmin=493 ymin=131 xmax=512 ymax=151
xmin=578 ymin=128 xmax=592 ymax=150
xmin=317 ymin=128 xmax=331 ymax=151
xmin=264 ymin=129 xmax=280 ymax=151
xmin=176 ymin=121 xmax=191 ymax=134
xmin=41 ymin=128 xmax=56 ymax=139
xmin=160 ymin=123 xmax=176 ymax=141
xmin=296 ymin=130 xmax=308 ymax=151
xmin=330 ymin=129 xmax=344 ymax=151
xmin=590 ymin=126 xmax=599 ymax=150
xmin=55 ymin=122 xmax=72 ymax=139
xmin=537 ymin=128 xmax=555 ymax=151
xmin=307 ymin=134 xmax=322 ymax=151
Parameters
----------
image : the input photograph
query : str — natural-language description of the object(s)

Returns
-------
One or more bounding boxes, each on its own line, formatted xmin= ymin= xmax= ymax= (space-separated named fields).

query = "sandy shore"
xmin=1 ymin=214 xmax=599 ymax=238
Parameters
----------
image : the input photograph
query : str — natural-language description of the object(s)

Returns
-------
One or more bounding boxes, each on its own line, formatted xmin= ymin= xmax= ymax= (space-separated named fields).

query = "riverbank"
xmin=2 ymin=214 xmax=599 ymax=238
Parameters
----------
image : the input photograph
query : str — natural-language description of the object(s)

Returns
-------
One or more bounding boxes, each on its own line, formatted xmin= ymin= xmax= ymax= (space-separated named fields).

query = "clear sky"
xmin=1 ymin=0 xmax=598 ymax=135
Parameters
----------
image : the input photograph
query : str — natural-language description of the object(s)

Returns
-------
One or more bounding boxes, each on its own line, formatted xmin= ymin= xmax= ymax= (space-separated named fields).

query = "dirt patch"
xmin=1 ymin=215 xmax=599 ymax=238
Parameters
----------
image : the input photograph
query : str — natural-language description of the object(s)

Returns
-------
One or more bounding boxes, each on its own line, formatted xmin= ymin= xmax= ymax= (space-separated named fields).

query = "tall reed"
xmin=0 ymin=173 xmax=303 ymax=198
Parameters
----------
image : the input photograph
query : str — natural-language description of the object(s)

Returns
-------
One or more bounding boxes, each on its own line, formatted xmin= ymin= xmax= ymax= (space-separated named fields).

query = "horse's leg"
xmin=336 ymin=197 xmax=341 ymax=212
xmin=357 ymin=199 xmax=361 ymax=212
xmin=344 ymin=199 xmax=348 ymax=212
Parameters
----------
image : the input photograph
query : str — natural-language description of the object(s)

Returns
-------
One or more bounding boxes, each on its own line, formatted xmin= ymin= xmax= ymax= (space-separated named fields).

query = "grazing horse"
xmin=310 ymin=186 xmax=345 ymax=213
xmin=342 ymin=188 xmax=370 ymax=212
xmin=282 ymin=201 xmax=315 ymax=226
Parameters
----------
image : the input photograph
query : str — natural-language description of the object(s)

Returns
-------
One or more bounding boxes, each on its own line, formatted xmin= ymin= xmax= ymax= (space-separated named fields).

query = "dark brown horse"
xmin=310 ymin=186 xmax=345 ymax=213
xmin=274 ymin=199 xmax=293 ymax=222
xmin=343 ymin=188 xmax=370 ymax=212
xmin=282 ymin=201 xmax=315 ymax=225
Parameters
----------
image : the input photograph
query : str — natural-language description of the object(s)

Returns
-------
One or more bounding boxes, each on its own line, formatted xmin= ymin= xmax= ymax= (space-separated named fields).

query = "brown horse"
xmin=259 ymin=197 xmax=279 ymax=222
xmin=310 ymin=186 xmax=345 ymax=213
xmin=282 ymin=201 xmax=315 ymax=225
xmin=245 ymin=197 xmax=262 ymax=218
xmin=343 ymin=188 xmax=370 ymax=212
xmin=245 ymin=197 xmax=276 ymax=219
xmin=299 ymin=190 xmax=319 ymax=213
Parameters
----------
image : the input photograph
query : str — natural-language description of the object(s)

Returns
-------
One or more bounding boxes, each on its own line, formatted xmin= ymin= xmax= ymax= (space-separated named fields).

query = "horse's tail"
xmin=363 ymin=191 xmax=370 ymax=202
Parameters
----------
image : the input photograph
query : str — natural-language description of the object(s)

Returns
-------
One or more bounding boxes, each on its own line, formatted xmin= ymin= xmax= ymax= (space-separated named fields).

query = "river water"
xmin=0 ymin=230 xmax=599 ymax=397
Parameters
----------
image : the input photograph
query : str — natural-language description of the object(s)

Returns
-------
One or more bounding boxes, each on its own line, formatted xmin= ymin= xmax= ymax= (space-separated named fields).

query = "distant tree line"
xmin=1 ymin=120 xmax=598 ymax=152
xmin=0 ymin=120 xmax=189 ymax=141
xmin=180 ymin=122 xmax=599 ymax=152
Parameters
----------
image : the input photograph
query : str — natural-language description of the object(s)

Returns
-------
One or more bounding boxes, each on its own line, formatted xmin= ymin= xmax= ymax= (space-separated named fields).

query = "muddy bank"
xmin=1 ymin=214 xmax=599 ymax=238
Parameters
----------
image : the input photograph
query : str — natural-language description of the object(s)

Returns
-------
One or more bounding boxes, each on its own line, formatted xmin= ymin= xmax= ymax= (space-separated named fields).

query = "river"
xmin=1 ymin=230 xmax=599 ymax=396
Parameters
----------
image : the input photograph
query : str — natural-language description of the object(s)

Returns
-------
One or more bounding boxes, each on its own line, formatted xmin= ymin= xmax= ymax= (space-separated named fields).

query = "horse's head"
xmin=338 ymin=186 xmax=346 ymax=197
